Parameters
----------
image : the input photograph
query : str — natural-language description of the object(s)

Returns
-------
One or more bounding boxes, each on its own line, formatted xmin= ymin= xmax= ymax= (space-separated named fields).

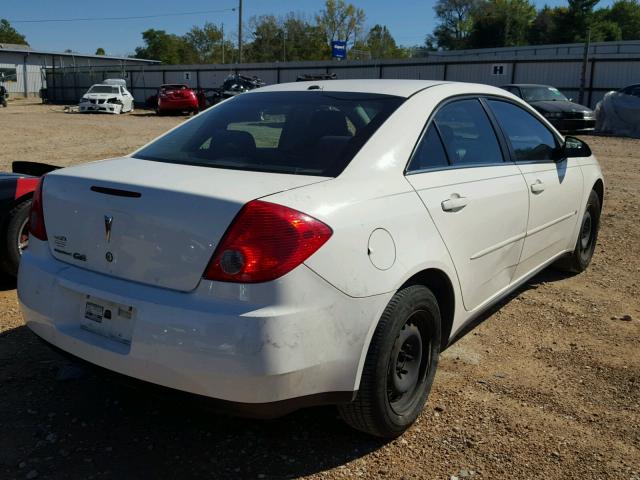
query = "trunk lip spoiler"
xmin=90 ymin=185 xmax=142 ymax=198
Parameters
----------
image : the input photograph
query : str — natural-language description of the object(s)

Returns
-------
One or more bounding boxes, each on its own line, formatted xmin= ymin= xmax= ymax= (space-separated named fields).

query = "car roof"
xmin=501 ymin=83 xmax=555 ymax=88
xmin=255 ymin=79 xmax=450 ymax=98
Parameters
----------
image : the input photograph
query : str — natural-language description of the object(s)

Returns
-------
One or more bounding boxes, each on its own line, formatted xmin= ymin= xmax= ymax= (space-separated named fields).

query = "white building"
xmin=0 ymin=43 xmax=158 ymax=97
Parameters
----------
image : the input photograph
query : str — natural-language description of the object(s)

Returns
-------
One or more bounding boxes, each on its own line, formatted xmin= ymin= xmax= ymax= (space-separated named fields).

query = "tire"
xmin=339 ymin=285 xmax=441 ymax=438
xmin=555 ymin=189 xmax=601 ymax=273
xmin=0 ymin=199 xmax=32 ymax=277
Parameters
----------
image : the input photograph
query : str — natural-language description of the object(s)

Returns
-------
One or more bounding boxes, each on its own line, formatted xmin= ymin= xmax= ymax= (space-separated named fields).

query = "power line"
xmin=9 ymin=8 xmax=237 ymax=24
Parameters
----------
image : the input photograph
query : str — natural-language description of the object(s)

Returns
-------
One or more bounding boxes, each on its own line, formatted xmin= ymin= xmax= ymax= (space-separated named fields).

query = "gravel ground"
xmin=1 ymin=100 xmax=639 ymax=480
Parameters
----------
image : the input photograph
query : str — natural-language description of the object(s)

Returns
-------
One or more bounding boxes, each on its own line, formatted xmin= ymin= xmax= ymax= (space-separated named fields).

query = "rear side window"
xmin=134 ymin=91 xmax=404 ymax=176
xmin=407 ymin=124 xmax=449 ymax=172
xmin=433 ymin=99 xmax=504 ymax=166
xmin=487 ymin=100 xmax=558 ymax=161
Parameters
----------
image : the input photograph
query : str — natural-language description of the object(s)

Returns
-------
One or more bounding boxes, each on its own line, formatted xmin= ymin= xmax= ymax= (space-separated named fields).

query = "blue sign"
xmin=331 ymin=41 xmax=347 ymax=59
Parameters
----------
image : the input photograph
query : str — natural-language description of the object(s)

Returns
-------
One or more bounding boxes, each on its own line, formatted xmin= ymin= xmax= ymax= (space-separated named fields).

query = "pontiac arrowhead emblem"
xmin=104 ymin=215 xmax=113 ymax=243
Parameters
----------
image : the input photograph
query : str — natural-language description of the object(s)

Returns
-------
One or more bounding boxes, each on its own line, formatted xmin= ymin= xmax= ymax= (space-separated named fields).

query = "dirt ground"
xmin=0 ymin=100 xmax=639 ymax=480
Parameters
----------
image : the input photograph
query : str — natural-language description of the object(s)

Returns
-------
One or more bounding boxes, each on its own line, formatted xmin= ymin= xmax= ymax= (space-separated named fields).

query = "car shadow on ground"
xmin=0 ymin=324 xmax=388 ymax=479
xmin=445 ymin=267 xmax=575 ymax=349
xmin=0 ymin=272 xmax=16 ymax=292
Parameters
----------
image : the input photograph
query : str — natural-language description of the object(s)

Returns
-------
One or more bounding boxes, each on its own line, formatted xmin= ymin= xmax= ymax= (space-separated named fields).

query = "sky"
xmin=3 ymin=0 xmax=616 ymax=57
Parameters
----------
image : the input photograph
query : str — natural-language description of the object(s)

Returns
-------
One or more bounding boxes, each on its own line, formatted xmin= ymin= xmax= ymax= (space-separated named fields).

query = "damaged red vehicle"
xmin=0 ymin=162 xmax=58 ymax=276
xmin=156 ymin=84 xmax=200 ymax=115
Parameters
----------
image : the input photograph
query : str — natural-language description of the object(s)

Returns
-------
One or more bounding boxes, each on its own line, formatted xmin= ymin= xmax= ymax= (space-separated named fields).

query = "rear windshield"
xmin=161 ymin=84 xmax=188 ymax=91
xmin=133 ymin=91 xmax=404 ymax=176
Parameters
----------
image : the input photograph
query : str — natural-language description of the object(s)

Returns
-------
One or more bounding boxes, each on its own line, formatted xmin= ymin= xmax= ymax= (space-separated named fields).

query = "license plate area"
xmin=81 ymin=295 xmax=135 ymax=345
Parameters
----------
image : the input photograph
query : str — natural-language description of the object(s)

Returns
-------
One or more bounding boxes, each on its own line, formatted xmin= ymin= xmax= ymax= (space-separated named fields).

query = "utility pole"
xmin=283 ymin=31 xmax=287 ymax=62
xmin=221 ymin=22 xmax=225 ymax=64
xmin=578 ymin=27 xmax=591 ymax=105
xmin=238 ymin=0 xmax=243 ymax=64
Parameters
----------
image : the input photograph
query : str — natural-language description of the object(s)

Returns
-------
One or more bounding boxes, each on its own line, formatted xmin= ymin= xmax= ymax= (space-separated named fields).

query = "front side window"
xmin=134 ymin=91 xmax=404 ymax=176
xmin=487 ymin=100 xmax=558 ymax=161
xmin=433 ymin=99 xmax=504 ymax=166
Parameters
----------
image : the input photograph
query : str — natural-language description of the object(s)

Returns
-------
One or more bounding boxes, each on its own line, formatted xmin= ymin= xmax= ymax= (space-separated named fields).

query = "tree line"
xmin=430 ymin=0 xmax=640 ymax=50
xmin=132 ymin=0 xmax=406 ymax=64
xmin=1 ymin=0 xmax=640 ymax=63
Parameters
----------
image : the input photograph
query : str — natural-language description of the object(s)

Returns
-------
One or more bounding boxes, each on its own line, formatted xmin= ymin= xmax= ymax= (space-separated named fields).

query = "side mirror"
xmin=556 ymin=136 xmax=592 ymax=160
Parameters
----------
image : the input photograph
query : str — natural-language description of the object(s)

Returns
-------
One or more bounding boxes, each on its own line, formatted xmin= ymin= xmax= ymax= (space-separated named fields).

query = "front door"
xmin=485 ymin=99 xmax=584 ymax=280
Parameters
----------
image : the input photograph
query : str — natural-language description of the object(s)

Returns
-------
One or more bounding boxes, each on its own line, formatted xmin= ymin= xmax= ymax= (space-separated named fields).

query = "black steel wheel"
xmin=0 ymin=199 xmax=32 ymax=277
xmin=555 ymin=189 xmax=601 ymax=274
xmin=339 ymin=285 xmax=441 ymax=438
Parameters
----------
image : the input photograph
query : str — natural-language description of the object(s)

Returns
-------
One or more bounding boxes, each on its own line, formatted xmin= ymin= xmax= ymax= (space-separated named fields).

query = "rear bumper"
xmin=18 ymin=240 xmax=389 ymax=410
xmin=158 ymin=100 xmax=198 ymax=111
xmin=36 ymin=335 xmax=354 ymax=418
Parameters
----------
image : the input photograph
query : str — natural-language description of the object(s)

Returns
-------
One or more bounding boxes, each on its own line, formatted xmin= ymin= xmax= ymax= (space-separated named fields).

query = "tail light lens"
xmin=29 ymin=177 xmax=47 ymax=241
xmin=204 ymin=200 xmax=332 ymax=283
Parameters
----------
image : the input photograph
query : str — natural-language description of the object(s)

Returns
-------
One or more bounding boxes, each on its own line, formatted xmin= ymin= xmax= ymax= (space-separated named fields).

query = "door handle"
xmin=441 ymin=195 xmax=468 ymax=212
xmin=530 ymin=180 xmax=545 ymax=194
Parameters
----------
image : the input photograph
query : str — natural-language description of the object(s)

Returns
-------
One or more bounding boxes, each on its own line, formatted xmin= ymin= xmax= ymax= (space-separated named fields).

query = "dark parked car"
xmin=616 ymin=83 xmax=640 ymax=97
xmin=0 ymin=84 xmax=7 ymax=107
xmin=501 ymin=84 xmax=595 ymax=132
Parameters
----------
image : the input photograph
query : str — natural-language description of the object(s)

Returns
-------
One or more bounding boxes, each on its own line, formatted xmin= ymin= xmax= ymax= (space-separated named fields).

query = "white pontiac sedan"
xmin=18 ymin=80 xmax=603 ymax=437
xmin=79 ymin=83 xmax=134 ymax=114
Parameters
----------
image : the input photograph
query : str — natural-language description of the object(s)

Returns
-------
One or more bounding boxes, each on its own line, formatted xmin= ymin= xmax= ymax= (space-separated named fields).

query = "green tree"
xmin=602 ymin=0 xmax=640 ymax=39
xmin=428 ymin=0 xmax=478 ymax=50
xmin=184 ymin=22 xmax=234 ymax=63
xmin=552 ymin=0 xmax=601 ymax=42
xmin=588 ymin=8 xmax=622 ymax=41
xmin=246 ymin=15 xmax=283 ymax=62
xmin=95 ymin=47 xmax=106 ymax=55
xmin=316 ymin=0 xmax=366 ymax=50
xmin=0 ymin=19 xmax=28 ymax=45
xmin=469 ymin=0 xmax=536 ymax=47
xmin=133 ymin=29 xmax=196 ymax=64
xmin=245 ymin=14 xmax=330 ymax=62
xmin=364 ymin=24 xmax=407 ymax=59
xmin=528 ymin=6 xmax=562 ymax=44
xmin=281 ymin=14 xmax=330 ymax=61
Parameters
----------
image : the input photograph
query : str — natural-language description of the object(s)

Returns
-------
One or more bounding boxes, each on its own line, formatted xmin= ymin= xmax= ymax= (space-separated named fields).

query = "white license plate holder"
xmin=81 ymin=295 xmax=135 ymax=345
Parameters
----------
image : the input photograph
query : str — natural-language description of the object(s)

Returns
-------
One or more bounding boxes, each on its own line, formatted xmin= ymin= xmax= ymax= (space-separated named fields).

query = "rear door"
xmin=405 ymin=98 xmax=529 ymax=311
xmin=485 ymin=99 xmax=583 ymax=280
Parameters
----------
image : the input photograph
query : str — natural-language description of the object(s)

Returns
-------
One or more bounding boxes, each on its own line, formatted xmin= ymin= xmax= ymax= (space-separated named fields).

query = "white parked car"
xmin=19 ymin=80 xmax=603 ymax=437
xmin=79 ymin=79 xmax=134 ymax=114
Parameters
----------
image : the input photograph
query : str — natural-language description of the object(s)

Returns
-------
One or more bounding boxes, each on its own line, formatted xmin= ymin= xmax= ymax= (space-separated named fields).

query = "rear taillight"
xmin=203 ymin=200 xmax=332 ymax=283
xmin=29 ymin=177 xmax=47 ymax=241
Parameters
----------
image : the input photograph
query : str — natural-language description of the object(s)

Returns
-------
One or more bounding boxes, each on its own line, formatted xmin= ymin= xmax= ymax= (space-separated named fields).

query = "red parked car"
xmin=156 ymin=84 xmax=200 ymax=115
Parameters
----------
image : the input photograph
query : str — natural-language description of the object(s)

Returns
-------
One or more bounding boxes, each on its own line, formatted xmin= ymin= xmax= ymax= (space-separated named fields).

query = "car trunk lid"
xmin=43 ymin=157 xmax=327 ymax=292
